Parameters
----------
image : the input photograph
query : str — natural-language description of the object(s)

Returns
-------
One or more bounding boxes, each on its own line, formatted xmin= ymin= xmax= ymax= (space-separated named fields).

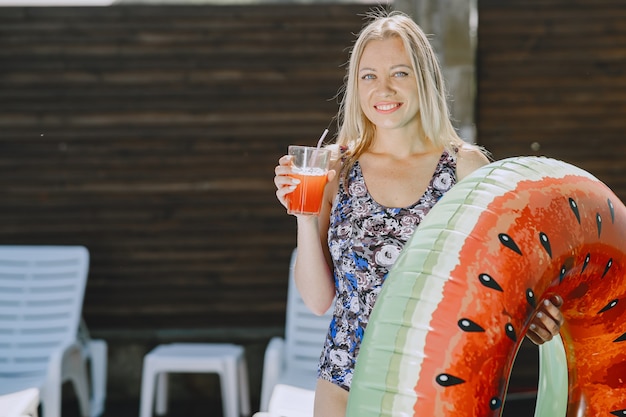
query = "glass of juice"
xmin=287 ymin=145 xmax=332 ymax=215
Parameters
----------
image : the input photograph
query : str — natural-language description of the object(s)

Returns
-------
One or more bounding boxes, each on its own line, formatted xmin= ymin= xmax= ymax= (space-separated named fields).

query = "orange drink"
xmin=287 ymin=145 xmax=331 ymax=215
xmin=287 ymin=169 xmax=328 ymax=215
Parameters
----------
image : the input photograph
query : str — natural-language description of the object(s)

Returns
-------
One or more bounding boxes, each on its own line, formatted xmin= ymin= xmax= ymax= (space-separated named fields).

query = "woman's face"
xmin=357 ymin=36 xmax=420 ymax=133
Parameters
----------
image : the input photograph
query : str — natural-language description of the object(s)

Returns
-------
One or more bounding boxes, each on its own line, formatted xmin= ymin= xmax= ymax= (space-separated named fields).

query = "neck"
xmin=370 ymin=126 xmax=436 ymax=158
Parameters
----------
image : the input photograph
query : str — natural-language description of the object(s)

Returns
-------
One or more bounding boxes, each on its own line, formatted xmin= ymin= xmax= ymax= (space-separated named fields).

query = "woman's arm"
xmin=274 ymin=151 xmax=339 ymax=316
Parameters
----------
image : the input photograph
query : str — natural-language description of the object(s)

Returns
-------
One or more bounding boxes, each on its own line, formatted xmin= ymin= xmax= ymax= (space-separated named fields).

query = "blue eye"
xmin=361 ymin=74 xmax=376 ymax=80
xmin=393 ymin=71 xmax=409 ymax=78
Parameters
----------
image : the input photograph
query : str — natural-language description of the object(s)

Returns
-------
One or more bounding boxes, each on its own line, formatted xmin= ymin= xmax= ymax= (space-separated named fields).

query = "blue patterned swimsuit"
xmin=318 ymin=150 xmax=457 ymax=391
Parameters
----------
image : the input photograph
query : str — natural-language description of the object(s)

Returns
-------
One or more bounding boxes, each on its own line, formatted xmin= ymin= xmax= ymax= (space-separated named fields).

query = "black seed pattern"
xmin=505 ymin=323 xmax=517 ymax=342
xmin=569 ymin=198 xmax=581 ymax=224
xmin=597 ymin=213 xmax=603 ymax=237
xmin=489 ymin=397 xmax=503 ymax=410
xmin=609 ymin=199 xmax=615 ymax=223
xmin=602 ymin=258 xmax=613 ymax=278
xmin=614 ymin=332 xmax=626 ymax=343
xmin=498 ymin=233 xmax=522 ymax=255
xmin=479 ymin=273 xmax=503 ymax=292
xmin=436 ymin=373 xmax=465 ymax=387
xmin=610 ymin=410 xmax=626 ymax=416
xmin=581 ymin=253 xmax=590 ymax=274
xmin=559 ymin=265 xmax=567 ymax=283
xmin=458 ymin=318 xmax=485 ymax=333
xmin=526 ymin=289 xmax=536 ymax=308
xmin=598 ymin=299 xmax=618 ymax=314
xmin=539 ymin=232 xmax=552 ymax=258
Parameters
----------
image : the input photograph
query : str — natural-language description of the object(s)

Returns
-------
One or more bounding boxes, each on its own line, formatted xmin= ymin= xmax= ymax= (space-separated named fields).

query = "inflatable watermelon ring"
xmin=347 ymin=156 xmax=626 ymax=416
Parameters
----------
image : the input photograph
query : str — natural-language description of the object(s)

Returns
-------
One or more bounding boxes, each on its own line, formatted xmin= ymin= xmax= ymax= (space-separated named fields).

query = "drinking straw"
xmin=312 ymin=128 xmax=329 ymax=168
xmin=316 ymin=128 xmax=329 ymax=149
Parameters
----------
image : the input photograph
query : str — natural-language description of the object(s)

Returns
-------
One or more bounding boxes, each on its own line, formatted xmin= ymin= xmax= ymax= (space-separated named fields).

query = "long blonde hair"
xmin=335 ymin=10 xmax=467 ymax=177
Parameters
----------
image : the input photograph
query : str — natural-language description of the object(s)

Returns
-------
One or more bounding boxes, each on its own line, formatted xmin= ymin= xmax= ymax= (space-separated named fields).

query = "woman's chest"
xmin=357 ymin=152 xmax=443 ymax=209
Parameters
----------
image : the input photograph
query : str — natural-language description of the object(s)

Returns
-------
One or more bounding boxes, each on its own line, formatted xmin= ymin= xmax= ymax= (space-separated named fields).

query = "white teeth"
xmin=376 ymin=103 xmax=398 ymax=111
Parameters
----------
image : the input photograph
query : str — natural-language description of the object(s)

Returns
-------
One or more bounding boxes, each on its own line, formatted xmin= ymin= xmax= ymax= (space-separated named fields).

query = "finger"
xmin=274 ymin=164 xmax=299 ymax=210
xmin=276 ymin=183 xmax=296 ymax=198
xmin=542 ymin=298 xmax=565 ymax=328
xmin=550 ymin=294 xmax=564 ymax=308
xmin=547 ymin=294 xmax=563 ymax=307
xmin=278 ymin=154 xmax=292 ymax=166
xmin=274 ymin=164 xmax=299 ymax=189
xmin=533 ymin=309 xmax=561 ymax=338
xmin=274 ymin=172 xmax=297 ymax=188
xmin=274 ymin=164 xmax=292 ymax=176
xmin=526 ymin=329 xmax=542 ymax=345
xmin=275 ymin=177 xmax=298 ymax=197
xmin=527 ymin=323 xmax=552 ymax=345
xmin=526 ymin=324 xmax=552 ymax=346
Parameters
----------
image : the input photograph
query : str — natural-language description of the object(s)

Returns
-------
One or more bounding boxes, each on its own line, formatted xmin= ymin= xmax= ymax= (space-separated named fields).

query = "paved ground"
xmin=63 ymin=398 xmax=224 ymax=417
xmin=61 ymin=397 xmax=538 ymax=417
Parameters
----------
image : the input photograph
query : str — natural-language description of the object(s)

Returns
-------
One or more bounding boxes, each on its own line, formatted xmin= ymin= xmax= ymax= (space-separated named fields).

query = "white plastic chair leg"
xmin=155 ymin=373 xmax=169 ymax=416
xmin=139 ymin=365 xmax=156 ymax=417
xmin=54 ymin=344 xmax=90 ymax=417
xmin=40 ymin=381 xmax=61 ymax=417
xmin=220 ymin=358 xmax=238 ymax=417
xmin=72 ymin=374 xmax=91 ymax=417
xmin=87 ymin=340 xmax=107 ymax=417
xmin=70 ymin=360 xmax=91 ymax=417
xmin=238 ymin=357 xmax=250 ymax=416
xmin=61 ymin=345 xmax=90 ymax=417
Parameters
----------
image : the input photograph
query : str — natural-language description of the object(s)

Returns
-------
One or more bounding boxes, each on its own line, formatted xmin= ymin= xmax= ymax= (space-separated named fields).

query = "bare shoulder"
xmin=455 ymin=143 xmax=491 ymax=181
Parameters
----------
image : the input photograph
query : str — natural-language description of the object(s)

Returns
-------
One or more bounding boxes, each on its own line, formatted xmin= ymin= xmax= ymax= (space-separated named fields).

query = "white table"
xmin=139 ymin=343 xmax=250 ymax=417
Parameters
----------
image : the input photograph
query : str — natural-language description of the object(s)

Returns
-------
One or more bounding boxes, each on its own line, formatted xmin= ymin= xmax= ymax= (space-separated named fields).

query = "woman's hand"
xmin=526 ymin=294 xmax=564 ymax=345
xmin=273 ymin=154 xmax=336 ymax=214
xmin=274 ymin=155 xmax=298 ymax=211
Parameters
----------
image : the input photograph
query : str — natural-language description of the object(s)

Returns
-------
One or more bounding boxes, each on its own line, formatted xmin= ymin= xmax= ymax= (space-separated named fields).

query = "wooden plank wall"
xmin=477 ymin=0 xmax=626 ymax=396
xmin=0 ymin=4 xmax=372 ymax=334
xmin=477 ymin=0 xmax=626 ymax=201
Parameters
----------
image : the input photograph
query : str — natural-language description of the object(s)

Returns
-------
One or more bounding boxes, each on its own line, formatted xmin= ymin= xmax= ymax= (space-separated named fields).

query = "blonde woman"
xmin=274 ymin=10 xmax=563 ymax=417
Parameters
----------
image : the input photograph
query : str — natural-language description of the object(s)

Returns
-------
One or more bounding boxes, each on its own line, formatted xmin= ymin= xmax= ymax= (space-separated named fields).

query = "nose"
xmin=378 ymin=77 xmax=395 ymax=97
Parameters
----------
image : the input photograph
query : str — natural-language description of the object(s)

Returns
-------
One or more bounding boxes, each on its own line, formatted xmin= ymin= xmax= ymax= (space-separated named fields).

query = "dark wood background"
xmin=477 ymin=0 xmax=626 ymax=200
xmin=0 ymin=4 xmax=370 ymax=334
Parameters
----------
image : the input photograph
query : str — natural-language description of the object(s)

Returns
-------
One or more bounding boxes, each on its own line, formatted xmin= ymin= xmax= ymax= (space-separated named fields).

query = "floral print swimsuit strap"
xmin=318 ymin=150 xmax=458 ymax=391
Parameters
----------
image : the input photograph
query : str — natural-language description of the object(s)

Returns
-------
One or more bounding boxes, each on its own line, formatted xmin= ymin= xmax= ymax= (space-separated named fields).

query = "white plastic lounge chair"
xmin=253 ymin=383 xmax=315 ymax=417
xmin=0 ymin=245 xmax=107 ymax=417
xmin=258 ymin=248 xmax=333 ymax=412
xmin=0 ymin=387 xmax=39 ymax=417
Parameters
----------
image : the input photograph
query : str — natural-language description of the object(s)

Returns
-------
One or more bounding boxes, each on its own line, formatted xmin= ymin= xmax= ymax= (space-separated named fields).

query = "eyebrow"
xmin=358 ymin=64 xmax=412 ymax=73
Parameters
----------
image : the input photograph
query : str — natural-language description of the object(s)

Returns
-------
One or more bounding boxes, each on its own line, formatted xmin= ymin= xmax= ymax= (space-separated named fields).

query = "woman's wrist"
xmin=296 ymin=214 xmax=319 ymax=230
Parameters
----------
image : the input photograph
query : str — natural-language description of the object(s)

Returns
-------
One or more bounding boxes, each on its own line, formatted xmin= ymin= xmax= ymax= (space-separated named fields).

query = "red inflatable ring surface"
xmin=347 ymin=156 xmax=626 ymax=416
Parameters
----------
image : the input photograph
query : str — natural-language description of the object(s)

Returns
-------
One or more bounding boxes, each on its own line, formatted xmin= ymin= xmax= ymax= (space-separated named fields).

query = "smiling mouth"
xmin=375 ymin=103 xmax=401 ymax=111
